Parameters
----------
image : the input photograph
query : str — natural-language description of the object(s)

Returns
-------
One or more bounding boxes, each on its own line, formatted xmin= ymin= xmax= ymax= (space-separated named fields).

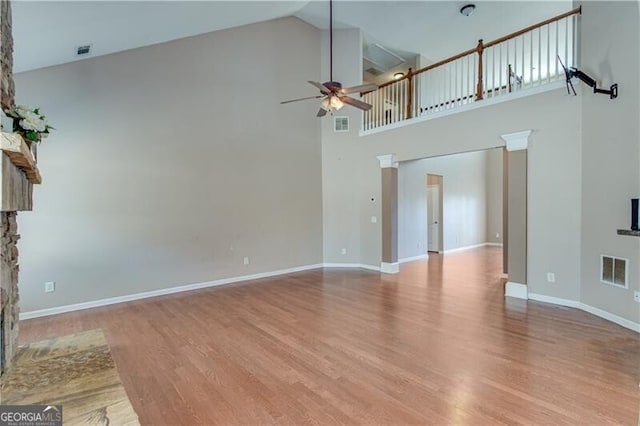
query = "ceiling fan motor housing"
xmin=324 ymin=81 xmax=343 ymax=92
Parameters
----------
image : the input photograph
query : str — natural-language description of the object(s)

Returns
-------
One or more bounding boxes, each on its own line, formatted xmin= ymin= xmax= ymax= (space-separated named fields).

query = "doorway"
xmin=426 ymin=174 xmax=443 ymax=253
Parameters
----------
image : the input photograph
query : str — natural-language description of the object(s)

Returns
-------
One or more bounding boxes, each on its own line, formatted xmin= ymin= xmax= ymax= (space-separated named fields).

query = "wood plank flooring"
xmin=19 ymin=247 xmax=640 ymax=424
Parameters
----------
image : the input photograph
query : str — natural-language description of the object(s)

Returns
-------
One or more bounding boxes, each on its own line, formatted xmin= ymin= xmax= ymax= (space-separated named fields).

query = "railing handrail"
xmin=484 ymin=6 xmax=581 ymax=49
xmin=370 ymin=6 xmax=582 ymax=92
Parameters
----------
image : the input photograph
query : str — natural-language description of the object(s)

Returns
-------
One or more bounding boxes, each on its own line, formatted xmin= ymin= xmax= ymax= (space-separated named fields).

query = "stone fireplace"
xmin=0 ymin=0 xmax=41 ymax=377
xmin=0 ymin=212 xmax=20 ymax=376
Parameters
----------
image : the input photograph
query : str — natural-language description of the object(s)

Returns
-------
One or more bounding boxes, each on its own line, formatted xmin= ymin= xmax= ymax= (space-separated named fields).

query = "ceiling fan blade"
xmin=316 ymin=108 xmax=328 ymax=117
xmin=340 ymin=83 xmax=378 ymax=95
xmin=280 ymin=95 xmax=324 ymax=104
xmin=308 ymin=81 xmax=331 ymax=94
xmin=339 ymin=96 xmax=373 ymax=111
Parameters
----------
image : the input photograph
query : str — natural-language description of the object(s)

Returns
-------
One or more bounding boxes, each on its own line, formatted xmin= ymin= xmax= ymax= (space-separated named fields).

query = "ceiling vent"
xmin=363 ymin=43 xmax=405 ymax=71
xmin=365 ymin=66 xmax=384 ymax=76
xmin=76 ymin=45 xmax=92 ymax=56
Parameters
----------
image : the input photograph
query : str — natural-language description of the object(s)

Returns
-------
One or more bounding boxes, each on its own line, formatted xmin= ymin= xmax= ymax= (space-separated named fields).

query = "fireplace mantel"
xmin=0 ymin=131 xmax=41 ymax=376
xmin=0 ymin=131 xmax=42 ymax=212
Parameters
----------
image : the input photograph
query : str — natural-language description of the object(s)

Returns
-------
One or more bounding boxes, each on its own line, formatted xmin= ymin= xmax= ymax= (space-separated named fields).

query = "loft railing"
xmin=362 ymin=7 xmax=581 ymax=131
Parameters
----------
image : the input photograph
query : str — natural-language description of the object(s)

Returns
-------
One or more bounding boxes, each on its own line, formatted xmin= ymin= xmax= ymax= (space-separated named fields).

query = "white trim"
xmin=376 ymin=154 xmax=398 ymax=169
xmin=322 ymin=263 xmax=381 ymax=272
xmin=380 ymin=262 xmax=399 ymax=274
xmin=579 ymin=303 xmax=640 ymax=333
xmin=485 ymin=242 xmax=504 ymax=247
xmin=501 ymin=129 xmax=532 ymax=151
xmin=505 ymin=282 xmax=528 ymax=299
xmin=527 ymin=293 xmax=640 ymax=333
xmin=444 ymin=242 xmax=490 ymax=253
xmin=360 ymin=81 xmax=565 ymax=137
xmin=398 ymin=254 xmax=429 ymax=264
xmin=20 ymin=262 xmax=382 ymax=320
xmin=528 ymin=293 xmax=580 ymax=308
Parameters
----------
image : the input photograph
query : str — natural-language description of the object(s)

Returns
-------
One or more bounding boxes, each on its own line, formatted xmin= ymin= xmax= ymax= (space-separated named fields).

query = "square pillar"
xmin=377 ymin=155 xmax=398 ymax=274
xmin=501 ymin=130 xmax=531 ymax=299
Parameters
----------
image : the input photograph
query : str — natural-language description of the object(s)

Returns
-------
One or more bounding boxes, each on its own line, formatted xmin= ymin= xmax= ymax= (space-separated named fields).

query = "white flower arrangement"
xmin=3 ymin=105 xmax=54 ymax=143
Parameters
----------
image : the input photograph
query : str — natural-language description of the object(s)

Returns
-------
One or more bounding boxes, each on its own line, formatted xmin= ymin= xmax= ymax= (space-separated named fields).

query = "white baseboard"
xmin=528 ymin=293 xmax=580 ymax=308
xmin=398 ymin=254 xmax=429 ymax=264
xmin=380 ymin=262 xmax=399 ymax=274
xmin=578 ymin=303 xmax=640 ymax=333
xmin=527 ymin=293 xmax=639 ymax=333
xmin=444 ymin=242 xmax=502 ymax=254
xmin=322 ymin=263 xmax=380 ymax=272
xmin=505 ymin=282 xmax=528 ymax=299
xmin=20 ymin=262 xmax=384 ymax=320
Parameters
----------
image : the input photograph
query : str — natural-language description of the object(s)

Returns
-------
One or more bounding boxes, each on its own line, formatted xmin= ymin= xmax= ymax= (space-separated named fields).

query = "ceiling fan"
xmin=280 ymin=0 xmax=378 ymax=117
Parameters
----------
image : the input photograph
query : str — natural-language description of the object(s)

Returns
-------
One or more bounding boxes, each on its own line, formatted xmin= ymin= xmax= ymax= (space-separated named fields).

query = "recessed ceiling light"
xmin=460 ymin=4 xmax=476 ymax=17
xmin=394 ymin=72 xmax=405 ymax=80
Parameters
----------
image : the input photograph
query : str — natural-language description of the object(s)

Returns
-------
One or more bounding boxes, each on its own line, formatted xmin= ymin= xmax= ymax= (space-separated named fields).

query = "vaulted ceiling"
xmin=12 ymin=1 xmax=572 ymax=73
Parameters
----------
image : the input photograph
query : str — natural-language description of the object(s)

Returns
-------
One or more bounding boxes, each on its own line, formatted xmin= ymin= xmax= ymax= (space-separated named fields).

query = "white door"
xmin=427 ymin=185 xmax=440 ymax=252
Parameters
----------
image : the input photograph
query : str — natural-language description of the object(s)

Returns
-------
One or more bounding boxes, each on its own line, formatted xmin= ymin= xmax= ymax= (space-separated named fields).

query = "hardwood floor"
xmin=19 ymin=247 xmax=640 ymax=424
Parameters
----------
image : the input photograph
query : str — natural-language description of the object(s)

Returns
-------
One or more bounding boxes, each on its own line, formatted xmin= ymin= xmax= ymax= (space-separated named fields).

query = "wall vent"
xmin=600 ymin=255 xmax=628 ymax=288
xmin=76 ymin=45 xmax=92 ymax=56
xmin=334 ymin=116 xmax=349 ymax=132
xmin=365 ymin=67 xmax=384 ymax=76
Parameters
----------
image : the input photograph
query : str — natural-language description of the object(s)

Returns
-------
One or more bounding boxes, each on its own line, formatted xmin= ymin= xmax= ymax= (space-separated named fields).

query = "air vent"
xmin=76 ymin=45 xmax=92 ymax=56
xmin=363 ymin=43 xmax=405 ymax=70
xmin=334 ymin=116 xmax=349 ymax=132
xmin=365 ymin=67 xmax=384 ymax=76
xmin=601 ymin=255 xmax=628 ymax=288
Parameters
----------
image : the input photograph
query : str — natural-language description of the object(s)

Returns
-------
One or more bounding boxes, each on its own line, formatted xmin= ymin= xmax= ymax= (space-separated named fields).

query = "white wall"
xmin=15 ymin=17 xmax=324 ymax=312
xmin=398 ymin=149 xmax=502 ymax=260
xmin=579 ymin=1 xmax=640 ymax=323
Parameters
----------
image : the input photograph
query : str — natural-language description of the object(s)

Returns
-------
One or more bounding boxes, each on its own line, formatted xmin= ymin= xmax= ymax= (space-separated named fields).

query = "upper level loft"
xmin=360 ymin=7 xmax=581 ymax=134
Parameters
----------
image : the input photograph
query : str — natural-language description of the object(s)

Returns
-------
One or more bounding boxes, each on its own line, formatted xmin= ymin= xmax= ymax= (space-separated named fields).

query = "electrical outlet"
xmin=495 ymin=233 xmax=500 ymax=239
xmin=546 ymin=273 xmax=556 ymax=283
xmin=417 ymin=242 xmax=421 ymax=249
xmin=634 ymin=291 xmax=640 ymax=303
xmin=243 ymin=257 xmax=249 ymax=265
xmin=44 ymin=281 xmax=55 ymax=293
xmin=371 ymin=216 xmax=377 ymax=223
xmin=341 ymin=248 xmax=347 ymax=255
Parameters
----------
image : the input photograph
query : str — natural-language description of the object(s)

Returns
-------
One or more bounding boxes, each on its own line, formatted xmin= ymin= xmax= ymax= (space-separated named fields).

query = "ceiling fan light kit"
xmin=280 ymin=0 xmax=378 ymax=117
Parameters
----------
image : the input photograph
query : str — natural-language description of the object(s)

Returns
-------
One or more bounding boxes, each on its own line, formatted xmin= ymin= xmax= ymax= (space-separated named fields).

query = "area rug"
xmin=0 ymin=329 xmax=139 ymax=425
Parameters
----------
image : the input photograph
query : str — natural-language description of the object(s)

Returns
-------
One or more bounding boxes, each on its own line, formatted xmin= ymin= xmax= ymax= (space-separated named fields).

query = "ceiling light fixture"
xmin=460 ymin=4 xmax=476 ymax=17
xmin=394 ymin=72 xmax=405 ymax=80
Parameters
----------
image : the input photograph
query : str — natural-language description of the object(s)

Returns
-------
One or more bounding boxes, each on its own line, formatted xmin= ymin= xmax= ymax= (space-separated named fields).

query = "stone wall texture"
xmin=0 ymin=0 xmax=18 ymax=377
xmin=1 ymin=0 xmax=16 ymax=110
xmin=0 ymin=212 xmax=19 ymax=375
